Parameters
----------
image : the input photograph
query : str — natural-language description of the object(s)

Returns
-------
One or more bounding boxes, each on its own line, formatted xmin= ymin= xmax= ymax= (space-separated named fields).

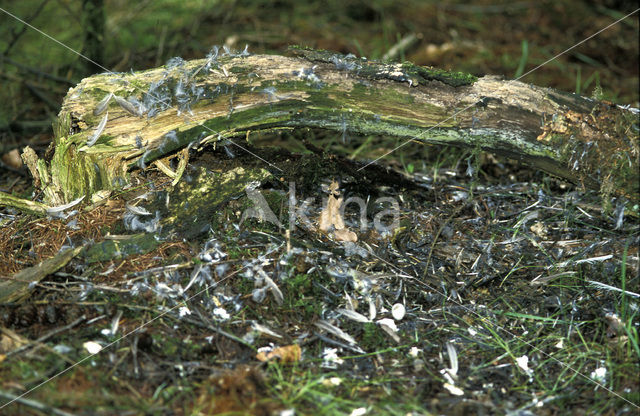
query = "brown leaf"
xmin=256 ymin=344 xmax=302 ymax=363
xmin=318 ymin=180 xmax=357 ymax=241
xmin=334 ymin=228 xmax=357 ymax=242
xmin=0 ymin=327 xmax=29 ymax=354
xmin=319 ymin=193 xmax=345 ymax=232
xmin=1 ymin=149 xmax=23 ymax=169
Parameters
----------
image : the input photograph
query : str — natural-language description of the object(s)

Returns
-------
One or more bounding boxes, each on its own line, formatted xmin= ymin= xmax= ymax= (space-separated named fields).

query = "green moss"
xmin=361 ymin=322 xmax=387 ymax=350
xmin=124 ymin=79 xmax=150 ymax=93
xmin=289 ymin=45 xmax=476 ymax=87
xmin=343 ymin=82 xmax=445 ymax=123
xmin=165 ymin=165 xmax=272 ymax=239
xmin=401 ymin=61 xmax=477 ymax=87
xmin=49 ymin=137 xmax=130 ymax=202
xmin=83 ymin=232 xmax=161 ymax=263
xmin=286 ymin=273 xmax=312 ymax=293
xmin=52 ymin=112 xmax=72 ymax=143
xmin=238 ymin=189 xmax=288 ymax=231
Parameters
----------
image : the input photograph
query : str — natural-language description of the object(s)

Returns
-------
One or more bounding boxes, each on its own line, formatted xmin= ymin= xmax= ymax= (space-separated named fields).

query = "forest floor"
xmin=0 ymin=1 xmax=638 ymax=415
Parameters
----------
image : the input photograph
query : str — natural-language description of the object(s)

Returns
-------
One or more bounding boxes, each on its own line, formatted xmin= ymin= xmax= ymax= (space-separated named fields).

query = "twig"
xmin=6 ymin=315 xmax=87 ymax=357
xmin=313 ymin=332 xmax=365 ymax=354
xmin=382 ymin=33 xmax=418 ymax=61
xmin=0 ymin=389 xmax=76 ymax=416
xmin=178 ymin=313 xmax=255 ymax=350
xmin=1 ymin=0 xmax=50 ymax=56
xmin=0 ymin=55 xmax=75 ymax=85
xmin=25 ymin=82 xmax=60 ymax=111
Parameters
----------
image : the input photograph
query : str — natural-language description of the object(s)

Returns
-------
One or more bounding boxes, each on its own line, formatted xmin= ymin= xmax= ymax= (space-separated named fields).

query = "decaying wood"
xmin=0 ymin=246 xmax=84 ymax=303
xmin=0 ymin=191 xmax=48 ymax=216
xmin=14 ymin=47 xmax=640 ymax=207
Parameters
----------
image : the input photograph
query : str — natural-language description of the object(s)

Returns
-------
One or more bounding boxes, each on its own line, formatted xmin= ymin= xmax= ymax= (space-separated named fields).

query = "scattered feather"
xmin=86 ymin=112 xmax=109 ymax=147
xmin=66 ymin=217 xmax=80 ymax=230
xmin=369 ymin=298 xmax=377 ymax=320
xmin=100 ymin=310 xmax=123 ymax=337
xmin=445 ymin=342 xmax=458 ymax=377
xmin=587 ymin=280 xmax=640 ymax=298
xmin=590 ymin=366 xmax=607 ymax=383
xmin=321 ymin=347 xmax=344 ymax=369
xmin=126 ymin=204 xmax=152 ymax=216
xmin=263 ymin=276 xmax=284 ymax=305
xmin=114 ymin=95 xmax=140 ymax=116
xmin=314 ymin=320 xmax=358 ymax=345
xmin=377 ymin=318 xmax=400 ymax=342
xmin=252 ymin=286 xmax=268 ymax=303
xmin=166 ymin=56 xmax=186 ymax=70
xmin=178 ymin=306 xmax=191 ymax=317
xmin=252 ymin=322 xmax=283 ymax=339
xmin=93 ymin=92 xmax=113 ymax=115
xmin=46 ymin=196 xmax=85 ymax=215
xmin=516 ymin=355 xmax=533 ymax=377
xmin=337 ymin=308 xmax=370 ymax=323
xmin=443 ymin=383 xmax=464 ymax=396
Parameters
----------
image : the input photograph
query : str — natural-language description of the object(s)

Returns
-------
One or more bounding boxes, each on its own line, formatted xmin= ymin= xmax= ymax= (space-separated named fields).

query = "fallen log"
xmin=17 ymin=46 xmax=640 ymax=207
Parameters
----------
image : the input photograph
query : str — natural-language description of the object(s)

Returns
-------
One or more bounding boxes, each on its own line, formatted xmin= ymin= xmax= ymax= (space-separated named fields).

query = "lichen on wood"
xmin=537 ymin=102 xmax=640 ymax=205
xmin=15 ymin=47 xmax=639 ymax=209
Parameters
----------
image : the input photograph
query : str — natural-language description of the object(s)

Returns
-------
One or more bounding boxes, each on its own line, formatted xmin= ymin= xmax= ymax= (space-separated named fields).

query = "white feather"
xmin=93 ymin=92 xmax=113 ymax=116
xmin=46 ymin=196 xmax=85 ymax=214
xmin=86 ymin=112 xmax=108 ymax=147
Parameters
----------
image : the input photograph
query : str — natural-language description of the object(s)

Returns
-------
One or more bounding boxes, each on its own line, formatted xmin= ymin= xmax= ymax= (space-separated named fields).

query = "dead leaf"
xmin=334 ymin=228 xmax=357 ymax=242
xmin=256 ymin=344 xmax=301 ymax=363
xmin=319 ymin=193 xmax=345 ymax=232
xmin=318 ymin=179 xmax=357 ymax=242
xmin=0 ymin=327 xmax=29 ymax=353
xmin=328 ymin=179 xmax=340 ymax=196
xmin=2 ymin=149 xmax=23 ymax=169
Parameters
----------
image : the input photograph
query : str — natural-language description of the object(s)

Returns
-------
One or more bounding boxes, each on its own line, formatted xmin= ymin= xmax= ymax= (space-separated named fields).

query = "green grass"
xmin=514 ymin=39 xmax=529 ymax=78
xmin=262 ymin=359 xmax=434 ymax=415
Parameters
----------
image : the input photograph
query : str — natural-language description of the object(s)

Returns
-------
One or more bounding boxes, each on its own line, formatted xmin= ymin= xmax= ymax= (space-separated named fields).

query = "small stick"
xmin=6 ymin=315 xmax=87 ymax=357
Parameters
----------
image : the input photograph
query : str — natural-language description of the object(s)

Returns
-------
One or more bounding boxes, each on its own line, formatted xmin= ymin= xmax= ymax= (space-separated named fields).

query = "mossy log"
xmin=27 ymin=47 xmax=640 ymax=206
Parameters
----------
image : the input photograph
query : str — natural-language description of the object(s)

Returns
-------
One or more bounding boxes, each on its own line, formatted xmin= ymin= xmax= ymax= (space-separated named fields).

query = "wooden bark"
xmin=24 ymin=47 xmax=640 ymax=206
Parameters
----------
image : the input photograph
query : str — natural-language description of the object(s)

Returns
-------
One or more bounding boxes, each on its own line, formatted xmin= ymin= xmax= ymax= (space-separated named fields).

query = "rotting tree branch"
xmin=7 ymin=47 xmax=640 ymax=209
